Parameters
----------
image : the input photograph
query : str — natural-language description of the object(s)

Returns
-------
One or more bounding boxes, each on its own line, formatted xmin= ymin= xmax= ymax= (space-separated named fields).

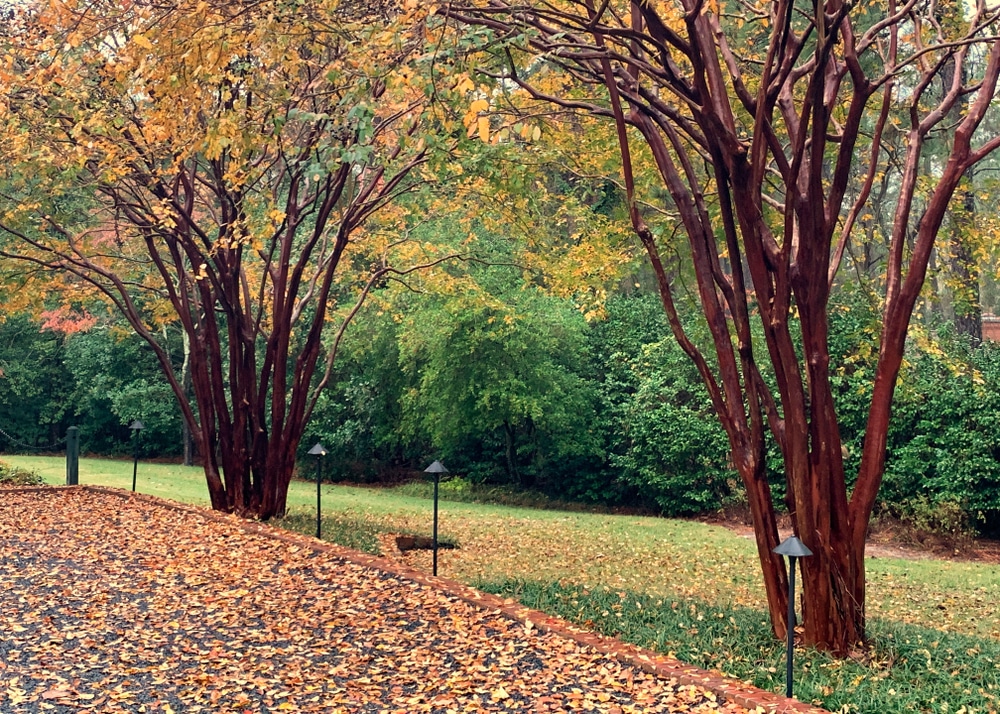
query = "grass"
xmin=391 ymin=477 xmax=630 ymax=513
xmin=5 ymin=454 xmax=1000 ymax=712
xmin=274 ymin=510 xmax=384 ymax=554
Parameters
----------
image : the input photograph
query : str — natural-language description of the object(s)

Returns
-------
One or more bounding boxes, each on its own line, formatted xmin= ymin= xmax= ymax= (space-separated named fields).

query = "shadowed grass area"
xmin=7 ymin=455 xmax=1000 ymax=711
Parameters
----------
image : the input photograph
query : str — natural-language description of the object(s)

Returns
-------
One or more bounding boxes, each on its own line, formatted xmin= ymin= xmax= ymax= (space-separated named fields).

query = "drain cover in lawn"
xmin=0 ymin=489 xmax=752 ymax=713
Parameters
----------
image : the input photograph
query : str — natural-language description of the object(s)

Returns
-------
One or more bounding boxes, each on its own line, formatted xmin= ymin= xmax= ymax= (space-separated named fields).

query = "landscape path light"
xmin=308 ymin=443 xmax=327 ymax=539
xmin=424 ymin=460 xmax=448 ymax=576
xmin=129 ymin=420 xmax=144 ymax=492
xmin=773 ymin=534 xmax=813 ymax=699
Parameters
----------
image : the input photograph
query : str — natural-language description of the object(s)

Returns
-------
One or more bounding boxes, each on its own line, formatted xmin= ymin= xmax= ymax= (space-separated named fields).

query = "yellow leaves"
xmin=453 ymin=74 xmax=476 ymax=95
xmin=513 ymin=122 xmax=542 ymax=142
xmin=463 ymin=98 xmax=492 ymax=142
xmin=131 ymin=33 xmax=153 ymax=51
xmin=491 ymin=685 xmax=510 ymax=701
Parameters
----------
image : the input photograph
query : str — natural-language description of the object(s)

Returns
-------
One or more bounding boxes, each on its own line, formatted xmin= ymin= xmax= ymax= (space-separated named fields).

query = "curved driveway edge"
xmin=6 ymin=485 xmax=827 ymax=713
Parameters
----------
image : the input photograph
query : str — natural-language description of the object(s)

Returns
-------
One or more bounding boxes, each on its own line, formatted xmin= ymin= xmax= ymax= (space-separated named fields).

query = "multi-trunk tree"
xmin=446 ymin=0 xmax=1000 ymax=654
xmin=0 ymin=0 xmax=458 ymax=518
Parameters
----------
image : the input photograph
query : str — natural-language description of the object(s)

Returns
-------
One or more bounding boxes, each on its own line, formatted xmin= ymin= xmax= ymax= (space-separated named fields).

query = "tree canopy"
xmin=0 ymin=0 xmax=461 ymax=517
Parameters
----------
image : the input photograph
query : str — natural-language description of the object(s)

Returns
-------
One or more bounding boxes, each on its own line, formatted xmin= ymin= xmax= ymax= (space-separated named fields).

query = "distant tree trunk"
xmin=950 ymin=186 xmax=982 ymax=345
xmin=503 ymin=420 xmax=525 ymax=486
xmin=180 ymin=330 xmax=194 ymax=467
xmin=938 ymin=50 xmax=982 ymax=343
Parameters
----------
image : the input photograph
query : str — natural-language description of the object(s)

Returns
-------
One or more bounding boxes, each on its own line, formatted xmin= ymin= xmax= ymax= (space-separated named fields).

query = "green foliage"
xmin=823 ymin=288 xmax=1000 ymax=532
xmin=480 ymin=579 xmax=1000 ymax=714
xmin=593 ymin=296 xmax=734 ymax=514
xmin=822 ymin=288 xmax=1000 ymax=536
xmin=398 ymin=285 xmax=602 ymax=492
xmin=303 ymin=309 xmax=418 ymax=481
xmin=0 ymin=314 xmax=186 ymax=458
xmin=826 ymin=288 xmax=883 ymax=489
xmin=892 ymin=495 xmax=977 ymax=547
xmin=882 ymin=337 xmax=1000 ymax=521
xmin=280 ymin=291 xmax=739 ymax=514
xmin=0 ymin=314 xmax=74 ymax=449
xmin=609 ymin=339 xmax=733 ymax=515
xmin=62 ymin=327 xmax=185 ymax=457
xmin=0 ymin=460 xmax=43 ymax=486
xmin=14 ymin=279 xmax=1000 ymax=531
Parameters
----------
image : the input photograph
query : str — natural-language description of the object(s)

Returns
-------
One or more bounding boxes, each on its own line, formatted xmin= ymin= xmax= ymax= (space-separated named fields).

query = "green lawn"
xmin=5 ymin=454 xmax=1000 ymax=712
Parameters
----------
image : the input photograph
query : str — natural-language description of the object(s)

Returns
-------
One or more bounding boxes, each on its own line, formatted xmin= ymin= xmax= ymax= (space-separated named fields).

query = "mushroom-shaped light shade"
xmin=773 ymin=535 xmax=813 ymax=558
xmin=129 ymin=420 xmax=145 ymax=431
xmin=424 ymin=460 xmax=448 ymax=474
xmin=308 ymin=443 xmax=327 ymax=456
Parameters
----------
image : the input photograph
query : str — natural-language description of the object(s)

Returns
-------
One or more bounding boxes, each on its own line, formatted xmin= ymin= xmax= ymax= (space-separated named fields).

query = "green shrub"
xmin=886 ymin=495 xmax=978 ymax=548
xmin=609 ymin=341 xmax=733 ymax=515
xmin=592 ymin=297 xmax=736 ymax=515
xmin=877 ymin=339 xmax=1000 ymax=531
xmin=0 ymin=460 xmax=45 ymax=486
xmin=827 ymin=291 xmax=1000 ymax=533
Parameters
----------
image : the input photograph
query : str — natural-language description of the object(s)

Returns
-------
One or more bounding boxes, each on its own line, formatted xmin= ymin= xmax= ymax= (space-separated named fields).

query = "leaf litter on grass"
xmin=0 ymin=490 xmax=755 ymax=713
xmin=291 ymin=500 xmax=1000 ymax=642
xmin=314 ymin=506 xmax=766 ymax=611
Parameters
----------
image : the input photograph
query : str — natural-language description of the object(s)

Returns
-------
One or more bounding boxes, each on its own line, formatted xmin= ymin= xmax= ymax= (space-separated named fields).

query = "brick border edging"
xmin=5 ymin=485 xmax=826 ymax=713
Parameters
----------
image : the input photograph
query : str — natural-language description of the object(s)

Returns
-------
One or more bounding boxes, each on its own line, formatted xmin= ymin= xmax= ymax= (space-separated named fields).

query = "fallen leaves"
xmin=290 ymin=492 xmax=1000 ymax=643
xmin=0 ymin=489 xmax=752 ymax=712
xmin=334 ymin=505 xmax=768 ymax=611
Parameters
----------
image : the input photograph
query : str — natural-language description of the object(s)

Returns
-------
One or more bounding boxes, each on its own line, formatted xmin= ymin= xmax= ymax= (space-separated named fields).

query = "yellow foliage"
xmin=0 ymin=0 xmax=464 ymax=344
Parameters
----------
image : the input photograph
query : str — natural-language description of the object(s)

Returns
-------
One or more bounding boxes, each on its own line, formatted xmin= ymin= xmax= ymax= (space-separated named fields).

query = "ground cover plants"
xmin=6 ymin=455 xmax=1000 ymax=711
xmin=480 ymin=581 xmax=1000 ymax=713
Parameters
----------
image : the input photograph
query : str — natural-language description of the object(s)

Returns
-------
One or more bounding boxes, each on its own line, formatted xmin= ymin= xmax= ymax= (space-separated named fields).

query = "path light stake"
xmin=773 ymin=535 xmax=813 ymax=698
xmin=308 ymin=443 xmax=327 ymax=539
xmin=65 ymin=426 xmax=79 ymax=486
xmin=424 ymin=460 xmax=448 ymax=576
xmin=129 ymin=420 xmax=144 ymax=492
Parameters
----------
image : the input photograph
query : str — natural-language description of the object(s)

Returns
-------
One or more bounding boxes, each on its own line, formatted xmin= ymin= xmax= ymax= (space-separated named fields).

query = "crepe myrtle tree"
xmin=445 ymin=0 xmax=1000 ymax=654
xmin=0 ymin=0 xmax=465 ymax=518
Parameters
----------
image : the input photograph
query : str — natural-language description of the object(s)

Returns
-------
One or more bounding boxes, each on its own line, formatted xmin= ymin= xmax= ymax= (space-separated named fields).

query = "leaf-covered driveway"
xmin=0 ymin=489 xmax=754 ymax=713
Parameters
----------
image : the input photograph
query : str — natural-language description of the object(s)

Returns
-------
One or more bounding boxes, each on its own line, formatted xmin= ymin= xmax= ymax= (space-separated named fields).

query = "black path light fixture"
xmin=308 ymin=443 xmax=327 ymax=539
xmin=773 ymin=534 xmax=813 ymax=699
xmin=129 ymin=420 xmax=144 ymax=492
xmin=424 ymin=460 xmax=448 ymax=576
